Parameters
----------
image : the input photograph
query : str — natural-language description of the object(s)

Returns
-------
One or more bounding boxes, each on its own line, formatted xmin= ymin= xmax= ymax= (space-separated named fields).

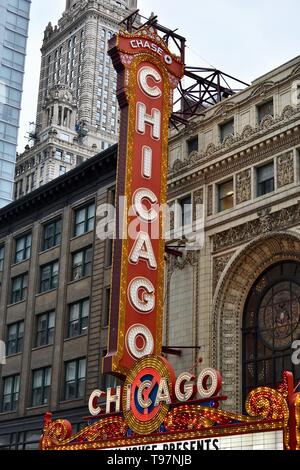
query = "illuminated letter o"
xmin=197 ymin=368 xmax=222 ymax=399
xmin=126 ymin=325 xmax=154 ymax=359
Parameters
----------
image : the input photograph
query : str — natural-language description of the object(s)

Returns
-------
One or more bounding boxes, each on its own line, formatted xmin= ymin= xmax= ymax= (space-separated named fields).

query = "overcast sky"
xmin=18 ymin=0 xmax=300 ymax=150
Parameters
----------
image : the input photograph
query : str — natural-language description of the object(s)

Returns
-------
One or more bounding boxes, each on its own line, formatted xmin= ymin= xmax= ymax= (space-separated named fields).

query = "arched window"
xmin=243 ymin=261 xmax=300 ymax=402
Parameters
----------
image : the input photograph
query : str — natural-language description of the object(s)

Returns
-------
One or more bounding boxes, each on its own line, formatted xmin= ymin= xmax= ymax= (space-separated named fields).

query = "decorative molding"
xmin=213 ymin=202 xmax=300 ymax=252
xmin=207 ymin=185 xmax=213 ymax=217
xmin=168 ymin=202 xmax=175 ymax=232
xmin=213 ymin=252 xmax=235 ymax=292
xmin=250 ymin=81 xmax=275 ymax=98
xmin=168 ymin=104 xmax=300 ymax=178
xmin=257 ymin=208 xmax=272 ymax=233
xmin=277 ymin=152 xmax=294 ymax=188
xmin=290 ymin=64 xmax=300 ymax=77
xmin=167 ymin=250 xmax=198 ymax=276
xmin=236 ymin=169 xmax=252 ymax=205
xmin=193 ymin=188 xmax=204 ymax=221
xmin=212 ymin=102 xmax=235 ymax=118
xmin=211 ymin=231 xmax=300 ymax=412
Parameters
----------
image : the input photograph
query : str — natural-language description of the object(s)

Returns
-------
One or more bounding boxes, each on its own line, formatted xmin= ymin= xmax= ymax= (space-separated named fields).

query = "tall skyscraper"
xmin=0 ymin=0 xmax=31 ymax=207
xmin=14 ymin=0 xmax=138 ymax=200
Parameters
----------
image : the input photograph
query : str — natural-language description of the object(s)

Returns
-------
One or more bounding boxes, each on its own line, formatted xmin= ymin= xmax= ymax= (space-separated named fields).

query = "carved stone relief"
xmin=213 ymin=202 xmax=300 ymax=251
xmin=213 ymin=252 xmax=235 ymax=292
xmin=193 ymin=188 xmax=204 ymax=221
xmin=236 ymin=169 xmax=252 ymax=205
xmin=277 ymin=152 xmax=294 ymax=188
xmin=207 ymin=185 xmax=213 ymax=217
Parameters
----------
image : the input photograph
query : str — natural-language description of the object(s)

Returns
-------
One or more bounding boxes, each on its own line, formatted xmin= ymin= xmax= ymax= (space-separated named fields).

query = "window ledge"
xmin=0 ymin=411 xmax=17 ymax=417
xmin=64 ymin=334 xmax=88 ymax=343
xmin=26 ymin=405 xmax=48 ymax=411
xmin=6 ymin=352 xmax=22 ymax=359
xmin=70 ymin=230 xmax=94 ymax=242
xmin=67 ymin=276 xmax=91 ymax=286
xmin=11 ymin=259 xmax=30 ymax=268
xmin=7 ymin=300 xmax=26 ymax=308
xmin=59 ymin=398 xmax=85 ymax=405
xmin=32 ymin=344 xmax=53 ymax=352
xmin=255 ymin=190 xmax=275 ymax=201
xmin=38 ymin=245 xmax=61 ymax=256
xmin=35 ymin=288 xmax=58 ymax=298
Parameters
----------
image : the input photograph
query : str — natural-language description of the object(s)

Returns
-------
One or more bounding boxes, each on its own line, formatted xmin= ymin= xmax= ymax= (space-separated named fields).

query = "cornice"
xmin=1 ymin=145 xmax=117 ymax=225
xmin=168 ymin=106 xmax=300 ymax=191
xmin=169 ymin=64 xmax=300 ymax=147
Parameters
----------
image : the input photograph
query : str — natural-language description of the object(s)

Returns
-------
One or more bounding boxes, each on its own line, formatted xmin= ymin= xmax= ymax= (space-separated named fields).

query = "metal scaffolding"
xmin=119 ymin=10 xmax=250 ymax=127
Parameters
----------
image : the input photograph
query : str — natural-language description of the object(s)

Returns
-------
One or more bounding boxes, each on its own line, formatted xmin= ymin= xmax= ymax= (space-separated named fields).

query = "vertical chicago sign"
xmin=103 ymin=28 xmax=184 ymax=377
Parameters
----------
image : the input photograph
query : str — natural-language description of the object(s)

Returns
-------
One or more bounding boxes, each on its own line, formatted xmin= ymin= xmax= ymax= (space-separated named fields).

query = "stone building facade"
xmin=14 ymin=0 xmax=137 ymax=200
xmin=0 ymin=145 xmax=117 ymax=449
xmin=165 ymin=55 xmax=300 ymax=412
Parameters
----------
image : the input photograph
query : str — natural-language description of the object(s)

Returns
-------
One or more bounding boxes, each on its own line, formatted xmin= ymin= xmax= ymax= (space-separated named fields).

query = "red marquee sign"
xmin=103 ymin=28 xmax=184 ymax=377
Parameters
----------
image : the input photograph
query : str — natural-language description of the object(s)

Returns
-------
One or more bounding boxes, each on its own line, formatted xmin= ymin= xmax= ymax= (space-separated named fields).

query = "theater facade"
xmin=39 ymin=24 xmax=300 ymax=450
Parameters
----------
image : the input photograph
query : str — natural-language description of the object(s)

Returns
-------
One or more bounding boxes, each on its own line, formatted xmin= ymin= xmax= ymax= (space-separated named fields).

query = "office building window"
xmin=14 ymin=233 xmax=32 ymax=263
xmin=55 ymin=149 xmax=63 ymax=160
xmin=40 ymin=261 xmax=59 ymax=293
xmin=220 ymin=119 xmax=234 ymax=143
xmin=68 ymin=299 xmax=89 ymax=338
xmin=218 ymin=179 xmax=234 ymax=212
xmin=11 ymin=273 xmax=28 ymax=304
xmin=102 ymin=287 xmax=111 ymax=327
xmin=0 ymin=246 xmax=4 ymax=271
xmin=257 ymin=99 xmax=274 ymax=124
xmin=35 ymin=312 xmax=55 ymax=348
xmin=257 ymin=162 xmax=275 ymax=197
xmin=74 ymin=202 xmax=95 ymax=236
xmin=64 ymin=153 xmax=72 ymax=164
xmin=105 ymin=239 xmax=113 ymax=267
xmin=6 ymin=11 xmax=28 ymax=35
xmin=42 ymin=219 xmax=62 ymax=251
xmin=64 ymin=359 xmax=86 ymax=401
xmin=23 ymin=431 xmax=41 ymax=450
xmin=4 ymin=29 xmax=26 ymax=52
xmin=72 ymin=247 xmax=92 ymax=281
xmin=101 ymin=351 xmax=117 ymax=389
xmin=187 ymin=136 xmax=198 ymax=155
xmin=8 ymin=0 xmax=31 ymax=15
xmin=7 ymin=321 xmax=24 ymax=356
xmin=178 ymin=195 xmax=192 ymax=229
xmin=59 ymin=165 xmax=66 ymax=176
xmin=2 ymin=48 xmax=25 ymax=71
xmin=1 ymin=375 xmax=20 ymax=413
xmin=31 ymin=367 xmax=51 ymax=407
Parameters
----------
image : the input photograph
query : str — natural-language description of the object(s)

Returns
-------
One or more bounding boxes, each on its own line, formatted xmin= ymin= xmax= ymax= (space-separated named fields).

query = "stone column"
xmin=50 ymin=206 xmax=71 ymax=409
xmin=78 ymin=13 xmax=98 ymax=124
xmin=18 ymin=222 xmax=40 ymax=415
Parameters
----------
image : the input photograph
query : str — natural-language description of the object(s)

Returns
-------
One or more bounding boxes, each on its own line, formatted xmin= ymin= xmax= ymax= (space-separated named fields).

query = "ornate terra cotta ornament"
xmin=277 ymin=152 xmax=294 ymax=188
xmin=236 ymin=168 xmax=252 ymax=205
